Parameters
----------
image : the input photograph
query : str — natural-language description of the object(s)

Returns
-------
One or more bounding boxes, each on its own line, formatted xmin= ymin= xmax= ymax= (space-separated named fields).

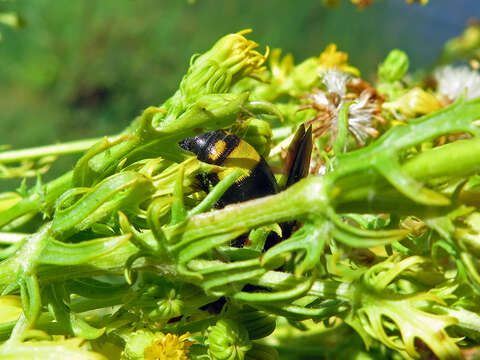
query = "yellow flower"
xmin=268 ymin=48 xmax=294 ymax=86
xmin=349 ymin=0 xmax=374 ymax=9
xmin=185 ymin=29 xmax=268 ymax=94
xmin=318 ymin=43 xmax=360 ymax=76
xmin=405 ymin=0 xmax=428 ymax=4
xmin=144 ymin=332 xmax=194 ymax=360
xmin=173 ymin=29 xmax=269 ymax=112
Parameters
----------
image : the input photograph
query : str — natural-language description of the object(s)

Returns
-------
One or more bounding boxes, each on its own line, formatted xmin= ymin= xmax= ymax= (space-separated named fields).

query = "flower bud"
xmin=292 ymin=57 xmax=322 ymax=93
xmin=148 ymin=289 xmax=183 ymax=321
xmin=232 ymin=118 xmax=273 ymax=158
xmin=378 ymin=49 xmax=409 ymax=82
xmin=208 ymin=319 xmax=252 ymax=360
xmin=180 ymin=31 xmax=267 ymax=104
xmin=383 ymin=88 xmax=442 ymax=118
xmin=291 ymin=44 xmax=359 ymax=95
xmin=122 ymin=330 xmax=156 ymax=360
xmin=231 ymin=306 xmax=276 ymax=340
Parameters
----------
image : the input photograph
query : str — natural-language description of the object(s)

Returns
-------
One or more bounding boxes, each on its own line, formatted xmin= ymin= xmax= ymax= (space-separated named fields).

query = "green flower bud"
xmin=245 ymin=343 xmax=279 ymax=360
xmin=179 ymin=30 xmax=267 ymax=104
xmin=148 ymin=289 xmax=183 ymax=321
xmin=122 ymin=330 xmax=156 ymax=360
xmin=232 ymin=118 xmax=273 ymax=158
xmin=383 ymin=87 xmax=442 ymax=118
xmin=144 ymin=285 xmax=163 ymax=298
xmin=291 ymin=58 xmax=320 ymax=94
xmin=208 ymin=319 xmax=252 ymax=360
xmin=376 ymin=82 xmax=405 ymax=100
xmin=231 ymin=306 xmax=276 ymax=340
xmin=378 ymin=49 xmax=409 ymax=82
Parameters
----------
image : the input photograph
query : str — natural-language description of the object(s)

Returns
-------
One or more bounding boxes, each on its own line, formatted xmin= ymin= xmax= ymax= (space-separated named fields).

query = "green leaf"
xmin=52 ymin=171 xmax=153 ymax=236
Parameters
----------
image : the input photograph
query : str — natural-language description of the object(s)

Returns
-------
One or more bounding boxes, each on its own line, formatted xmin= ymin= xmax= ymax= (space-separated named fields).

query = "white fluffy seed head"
xmin=434 ymin=65 xmax=480 ymax=101
xmin=308 ymin=71 xmax=379 ymax=146
xmin=321 ymin=69 xmax=349 ymax=96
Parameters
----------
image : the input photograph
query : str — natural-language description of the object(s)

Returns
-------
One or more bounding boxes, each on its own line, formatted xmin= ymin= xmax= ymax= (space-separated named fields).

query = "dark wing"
xmin=285 ymin=124 xmax=313 ymax=188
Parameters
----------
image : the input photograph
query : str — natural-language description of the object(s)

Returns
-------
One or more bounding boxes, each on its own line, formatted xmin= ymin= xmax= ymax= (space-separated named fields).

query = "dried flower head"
xmin=348 ymin=90 xmax=383 ymax=144
xmin=434 ymin=65 xmax=480 ymax=102
xmin=322 ymin=68 xmax=349 ymax=96
xmin=301 ymin=70 xmax=384 ymax=148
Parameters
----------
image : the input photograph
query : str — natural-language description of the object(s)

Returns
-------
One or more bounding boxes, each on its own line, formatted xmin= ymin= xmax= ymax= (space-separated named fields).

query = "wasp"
xmin=179 ymin=125 xmax=312 ymax=313
xmin=179 ymin=124 xmax=312 ymax=248
xmin=179 ymin=124 xmax=312 ymax=210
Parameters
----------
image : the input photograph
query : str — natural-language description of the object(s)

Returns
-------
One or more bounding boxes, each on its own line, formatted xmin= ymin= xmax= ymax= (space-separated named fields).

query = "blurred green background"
xmin=0 ymin=0 xmax=478 ymax=155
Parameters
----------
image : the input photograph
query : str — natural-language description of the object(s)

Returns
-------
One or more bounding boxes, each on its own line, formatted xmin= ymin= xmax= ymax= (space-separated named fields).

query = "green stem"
xmin=255 ymin=271 xmax=353 ymax=302
xmin=188 ymin=168 xmax=243 ymax=217
xmin=166 ymin=176 xmax=327 ymax=244
xmin=0 ymin=172 xmax=73 ymax=229
xmin=332 ymin=102 xmax=350 ymax=156
xmin=334 ymin=136 xmax=480 ymax=213
xmin=329 ymin=99 xmax=480 ymax=208
xmin=0 ymin=233 xmax=25 ymax=244
xmin=0 ymin=138 xmax=102 ymax=163
xmin=402 ymin=137 xmax=480 ymax=180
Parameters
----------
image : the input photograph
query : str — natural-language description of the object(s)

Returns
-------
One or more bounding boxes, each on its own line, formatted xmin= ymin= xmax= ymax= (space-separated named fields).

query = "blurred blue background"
xmin=0 ymin=0 xmax=478 ymax=149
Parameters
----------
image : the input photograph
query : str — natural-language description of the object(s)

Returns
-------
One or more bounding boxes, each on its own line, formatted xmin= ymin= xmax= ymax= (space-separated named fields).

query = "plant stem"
xmin=0 ymin=138 xmax=103 ymax=163
xmin=0 ymin=232 xmax=25 ymax=244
